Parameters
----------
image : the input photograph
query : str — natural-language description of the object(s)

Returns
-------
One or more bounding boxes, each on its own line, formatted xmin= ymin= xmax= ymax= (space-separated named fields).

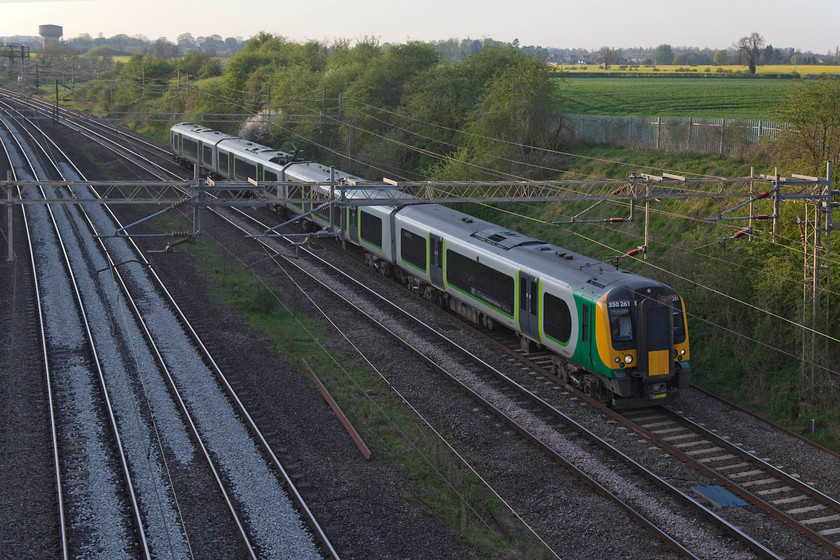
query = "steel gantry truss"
xmin=1 ymin=45 xmax=29 ymax=86
xmin=3 ymin=166 xmax=832 ymax=248
xmin=4 ymin=165 xmax=836 ymax=394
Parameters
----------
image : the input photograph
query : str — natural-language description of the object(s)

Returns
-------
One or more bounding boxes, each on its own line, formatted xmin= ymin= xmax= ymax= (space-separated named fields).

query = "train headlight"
xmin=614 ymin=357 xmax=621 ymax=363
xmin=680 ymin=349 xmax=686 ymax=355
xmin=624 ymin=354 xmax=633 ymax=364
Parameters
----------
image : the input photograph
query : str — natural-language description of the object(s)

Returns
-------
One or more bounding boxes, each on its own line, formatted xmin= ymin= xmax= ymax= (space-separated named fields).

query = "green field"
xmin=559 ymin=64 xmax=840 ymax=76
xmin=559 ymin=77 xmax=794 ymax=120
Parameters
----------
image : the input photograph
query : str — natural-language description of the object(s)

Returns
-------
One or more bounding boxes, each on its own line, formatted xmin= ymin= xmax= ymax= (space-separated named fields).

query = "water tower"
xmin=39 ymin=24 xmax=63 ymax=48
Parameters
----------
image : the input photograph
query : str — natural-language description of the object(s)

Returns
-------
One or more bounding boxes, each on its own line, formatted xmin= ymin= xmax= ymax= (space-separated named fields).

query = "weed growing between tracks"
xmin=149 ymin=213 xmax=553 ymax=559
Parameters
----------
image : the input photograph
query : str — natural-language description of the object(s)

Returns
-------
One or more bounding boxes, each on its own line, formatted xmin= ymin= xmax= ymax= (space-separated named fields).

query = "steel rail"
xmin=1 ymin=101 xmax=262 ymax=559
xmin=0 ymin=109 xmax=152 ymax=559
xmin=0 ymin=120 xmax=68 ymax=560
xmin=688 ymin=383 xmax=840 ymax=461
xmin=3 ymin=99 xmax=339 ymax=558
xmin=626 ymin=407 xmax=840 ymax=557
xmin=474 ymin=325 xmax=840 ymax=557
xmin=81 ymin=112 xmax=776 ymax=557
xmin=72 ymin=110 xmax=339 ymax=560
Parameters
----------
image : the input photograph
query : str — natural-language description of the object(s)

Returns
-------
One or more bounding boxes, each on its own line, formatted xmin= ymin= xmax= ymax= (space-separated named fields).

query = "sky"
xmin=1 ymin=0 xmax=838 ymax=54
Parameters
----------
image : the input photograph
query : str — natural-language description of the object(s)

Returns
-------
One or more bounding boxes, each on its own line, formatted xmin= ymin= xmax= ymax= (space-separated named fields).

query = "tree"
xmin=149 ymin=37 xmax=178 ymax=60
xmin=434 ymin=39 xmax=461 ymax=62
xmin=460 ymin=38 xmax=483 ymax=58
xmin=348 ymin=41 xmax=439 ymax=109
xmin=771 ymin=78 xmax=840 ymax=177
xmin=70 ymin=33 xmax=93 ymax=50
xmin=177 ymin=33 xmax=196 ymax=50
xmin=597 ymin=47 xmax=622 ymax=69
xmin=82 ymin=45 xmax=114 ymax=74
xmin=713 ymin=49 xmax=728 ymax=65
xmin=673 ymin=51 xmax=712 ymax=65
xmin=224 ymin=37 xmax=242 ymax=55
xmin=430 ymin=47 xmax=565 ymax=181
xmin=36 ymin=43 xmax=80 ymax=76
xmin=654 ymin=44 xmax=674 ymax=65
xmin=735 ymin=32 xmax=764 ymax=74
xmin=179 ymin=50 xmax=219 ymax=77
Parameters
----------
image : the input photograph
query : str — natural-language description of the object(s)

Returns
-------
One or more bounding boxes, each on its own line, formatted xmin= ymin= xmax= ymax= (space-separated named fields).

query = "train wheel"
xmin=552 ymin=358 xmax=572 ymax=387
xmin=583 ymin=375 xmax=610 ymax=404
xmin=583 ymin=376 xmax=594 ymax=397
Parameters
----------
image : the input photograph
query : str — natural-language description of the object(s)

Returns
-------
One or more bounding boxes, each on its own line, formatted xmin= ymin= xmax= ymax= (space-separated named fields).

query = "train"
xmin=170 ymin=122 xmax=691 ymax=407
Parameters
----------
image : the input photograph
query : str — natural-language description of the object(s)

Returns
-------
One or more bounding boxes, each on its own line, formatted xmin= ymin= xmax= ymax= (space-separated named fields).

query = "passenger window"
xmin=544 ymin=293 xmax=571 ymax=343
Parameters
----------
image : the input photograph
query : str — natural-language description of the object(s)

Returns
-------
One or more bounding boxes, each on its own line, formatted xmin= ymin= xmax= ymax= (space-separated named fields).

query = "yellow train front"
xmin=578 ymin=281 xmax=691 ymax=406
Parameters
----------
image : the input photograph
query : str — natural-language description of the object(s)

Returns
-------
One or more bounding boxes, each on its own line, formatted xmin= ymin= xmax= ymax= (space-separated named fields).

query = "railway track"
xmin=6 ymin=93 xmax=840 ymax=557
xmin=77 ymin=106 xmax=840 ymax=555
xmin=477 ymin=324 xmax=840 ymax=557
xmin=0 ymin=98 xmax=333 ymax=558
xmin=625 ymin=406 xmax=840 ymax=555
xmin=1 ymin=107 xmax=153 ymax=558
xmin=194 ymin=204 xmax=787 ymax=558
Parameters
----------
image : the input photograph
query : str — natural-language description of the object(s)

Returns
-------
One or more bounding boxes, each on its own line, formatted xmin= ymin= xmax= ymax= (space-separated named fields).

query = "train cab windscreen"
xmin=608 ymin=302 xmax=634 ymax=350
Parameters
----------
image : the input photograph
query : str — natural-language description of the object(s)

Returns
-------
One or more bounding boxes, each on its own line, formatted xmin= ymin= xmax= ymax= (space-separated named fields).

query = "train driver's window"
xmin=609 ymin=307 xmax=633 ymax=341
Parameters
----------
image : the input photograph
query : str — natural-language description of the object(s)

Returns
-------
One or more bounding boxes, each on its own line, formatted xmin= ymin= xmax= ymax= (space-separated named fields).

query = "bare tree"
xmin=597 ymin=47 xmax=622 ymax=69
xmin=735 ymin=32 xmax=764 ymax=73
xmin=149 ymin=37 xmax=179 ymax=61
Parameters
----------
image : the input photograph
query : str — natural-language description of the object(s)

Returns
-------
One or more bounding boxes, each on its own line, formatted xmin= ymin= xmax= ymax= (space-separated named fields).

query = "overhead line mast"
xmin=701 ymin=163 xmax=835 ymax=407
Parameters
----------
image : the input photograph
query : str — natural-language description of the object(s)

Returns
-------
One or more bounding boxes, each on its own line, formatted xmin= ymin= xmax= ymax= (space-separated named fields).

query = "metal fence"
xmin=563 ymin=114 xmax=791 ymax=156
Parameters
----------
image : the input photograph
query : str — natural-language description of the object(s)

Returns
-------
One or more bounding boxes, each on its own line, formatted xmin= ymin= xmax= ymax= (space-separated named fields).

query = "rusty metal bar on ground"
xmin=302 ymin=359 xmax=371 ymax=460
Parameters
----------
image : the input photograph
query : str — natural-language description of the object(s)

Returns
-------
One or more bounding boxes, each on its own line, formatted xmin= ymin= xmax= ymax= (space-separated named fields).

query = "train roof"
xmin=281 ymin=161 xmax=370 ymax=187
xmin=171 ymin=124 xmax=403 ymax=195
xmin=396 ymin=203 xmax=670 ymax=297
xmin=217 ymin=137 xmax=297 ymax=165
xmin=172 ymin=122 xmax=238 ymax=144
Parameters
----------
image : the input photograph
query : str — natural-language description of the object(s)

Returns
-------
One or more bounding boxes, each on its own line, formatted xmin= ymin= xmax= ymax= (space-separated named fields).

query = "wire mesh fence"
xmin=562 ymin=114 xmax=790 ymax=156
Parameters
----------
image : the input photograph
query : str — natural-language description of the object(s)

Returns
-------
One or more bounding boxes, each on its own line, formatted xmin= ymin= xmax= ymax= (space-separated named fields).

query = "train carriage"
xmin=171 ymin=122 xmax=237 ymax=175
xmin=170 ymin=123 xmax=692 ymax=406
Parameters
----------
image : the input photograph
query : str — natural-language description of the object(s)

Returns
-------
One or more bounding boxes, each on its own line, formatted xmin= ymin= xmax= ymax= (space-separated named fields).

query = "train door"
xmin=519 ymin=272 xmax=540 ymax=343
xmin=347 ymin=207 xmax=359 ymax=243
xmin=301 ymin=184 xmax=311 ymax=214
xmin=637 ymin=297 xmax=673 ymax=377
xmin=580 ymin=302 xmax=594 ymax=370
xmin=429 ymin=234 xmax=444 ymax=288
